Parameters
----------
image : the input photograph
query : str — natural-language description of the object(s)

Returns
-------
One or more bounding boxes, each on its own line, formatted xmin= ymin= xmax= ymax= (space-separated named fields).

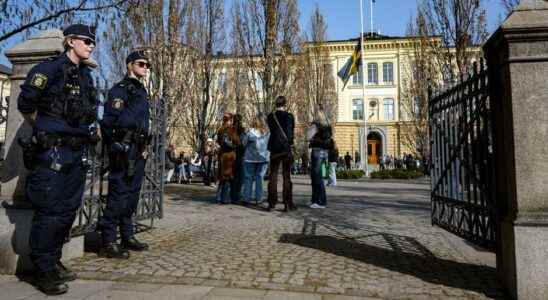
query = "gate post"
xmin=0 ymin=30 xmax=83 ymax=274
xmin=483 ymin=1 xmax=548 ymax=299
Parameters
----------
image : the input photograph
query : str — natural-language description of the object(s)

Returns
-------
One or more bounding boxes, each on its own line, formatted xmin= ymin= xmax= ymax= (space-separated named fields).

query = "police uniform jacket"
xmin=17 ymin=53 xmax=97 ymax=137
xmin=101 ymin=76 xmax=150 ymax=149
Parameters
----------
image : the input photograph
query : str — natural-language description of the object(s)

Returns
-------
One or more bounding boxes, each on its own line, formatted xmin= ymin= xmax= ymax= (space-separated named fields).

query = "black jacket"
xmin=267 ymin=110 xmax=295 ymax=154
xmin=309 ymin=123 xmax=333 ymax=150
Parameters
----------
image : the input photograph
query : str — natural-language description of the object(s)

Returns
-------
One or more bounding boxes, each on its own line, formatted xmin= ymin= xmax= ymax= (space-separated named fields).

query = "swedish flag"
xmin=337 ymin=38 xmax=362 ymax=90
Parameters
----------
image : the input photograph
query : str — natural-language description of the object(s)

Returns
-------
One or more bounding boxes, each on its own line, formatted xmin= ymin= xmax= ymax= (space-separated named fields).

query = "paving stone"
xmin=65 ymin=178 xmax=504 ymax=300
xmin=263 ymin=290 xmax=322 ymax=300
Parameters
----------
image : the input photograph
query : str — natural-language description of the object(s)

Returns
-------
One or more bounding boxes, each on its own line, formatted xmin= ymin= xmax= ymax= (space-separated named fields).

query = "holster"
xmin=18 ymin=136 xmax=39 ymax=170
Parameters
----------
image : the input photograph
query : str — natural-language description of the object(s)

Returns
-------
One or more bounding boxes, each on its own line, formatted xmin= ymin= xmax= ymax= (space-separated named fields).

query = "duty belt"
xmin=36 ymin=132 xmax=90 ymax=150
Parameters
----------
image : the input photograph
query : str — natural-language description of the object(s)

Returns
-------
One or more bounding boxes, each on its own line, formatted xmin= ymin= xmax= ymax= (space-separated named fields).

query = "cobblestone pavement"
xmin=65 ymin=176 xmax=506 ymax=300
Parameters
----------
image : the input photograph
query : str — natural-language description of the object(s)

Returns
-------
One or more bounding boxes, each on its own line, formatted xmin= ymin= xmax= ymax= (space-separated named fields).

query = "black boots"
xmin=99 ymin=242 xmax=130 ymax=259
xmin=35 ymin=270 xmax=68 ymax=295
xmin=121 ymin=237 xmax=149 ymax=251
xmin=55 ymin=261 xmax=77 ymax=282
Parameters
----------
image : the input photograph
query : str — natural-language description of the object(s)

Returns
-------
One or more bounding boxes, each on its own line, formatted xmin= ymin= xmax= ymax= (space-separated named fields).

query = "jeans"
xmin=242 ymin=161 xmax=268 ymax=202
xmin=310 ymin=148 xmax=328 ymax=206
xmin=216 ymin=181 xmax=231 ymax=203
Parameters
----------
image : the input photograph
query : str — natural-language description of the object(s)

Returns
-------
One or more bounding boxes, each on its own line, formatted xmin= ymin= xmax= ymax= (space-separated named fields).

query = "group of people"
xmin=15 ymin=22 xmax=338 ymax=296
xmin=17 ymin=24 xmax=152 ymax=295
xmin=379 ymin=153 xmax=425 ymax=171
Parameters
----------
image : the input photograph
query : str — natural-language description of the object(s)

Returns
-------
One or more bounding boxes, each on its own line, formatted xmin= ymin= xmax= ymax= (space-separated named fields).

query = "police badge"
xmin=30 ymin=73 xmax=48 ymax=89
xmin=112 ymin=98 xmax=124 ymax=110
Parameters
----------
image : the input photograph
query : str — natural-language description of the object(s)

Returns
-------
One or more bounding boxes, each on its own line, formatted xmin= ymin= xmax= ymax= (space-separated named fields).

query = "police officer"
xmin=17 ymin=24 xmax=99 ymax=295
xmin=97 ymin=50 xmax=151 ymax=259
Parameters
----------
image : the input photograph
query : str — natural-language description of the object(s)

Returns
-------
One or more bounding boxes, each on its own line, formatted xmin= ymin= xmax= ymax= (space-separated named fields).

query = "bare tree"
xmin=0 ymin=0 xmax=133 ymax=47
xmin=295 ymin=4 xmax=336 ymax=124
xmin=400 ymin=0 xmax=489 ymax=157
xmin=229 ymin=0 xmax=301 ymax=115
xmin=421 ymin=0 xmax=489 ymax=79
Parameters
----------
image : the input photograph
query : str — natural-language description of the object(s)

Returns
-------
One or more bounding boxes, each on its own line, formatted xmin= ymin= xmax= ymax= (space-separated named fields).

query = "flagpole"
xmin=370 ymin=0 xmax=374 ymax=34
xmin=359 ymin=0 xmax=369 ymax=176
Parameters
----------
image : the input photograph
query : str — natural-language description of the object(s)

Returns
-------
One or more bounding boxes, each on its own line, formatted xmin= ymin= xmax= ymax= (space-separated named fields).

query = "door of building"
xmin=367 ymin=140 xmax=379 ymax=164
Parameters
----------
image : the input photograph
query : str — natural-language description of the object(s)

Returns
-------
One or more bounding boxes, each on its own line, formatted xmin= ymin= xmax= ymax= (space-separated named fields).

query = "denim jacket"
xmin=243 ymin=128 xmax=270 ymax=163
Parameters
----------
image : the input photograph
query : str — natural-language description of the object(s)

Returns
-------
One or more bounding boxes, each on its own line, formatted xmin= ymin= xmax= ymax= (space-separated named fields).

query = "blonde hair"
xmin=252 ymin=115 xmax=267 ymax=134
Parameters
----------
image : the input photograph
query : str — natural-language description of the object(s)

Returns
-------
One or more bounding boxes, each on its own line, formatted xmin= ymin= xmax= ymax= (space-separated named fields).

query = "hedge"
xmin=370 ymin=169 xmax=424 ymax=179
xmin=336 ymin=170 xmax=365 ymax=179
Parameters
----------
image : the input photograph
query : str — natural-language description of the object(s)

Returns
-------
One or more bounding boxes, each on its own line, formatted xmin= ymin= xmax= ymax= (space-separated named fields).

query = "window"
xmin=368 ymin=63 xmax=378 ymax=84
xmin=383 ymin=98 xmax=394 ymax=120
xmin=383 ymin=62 xmax=394 ymax=84
xmin=352 ymin=64 xmax=363 ymax=85
xmin=352 ymin=99 xmax=364 ymax=120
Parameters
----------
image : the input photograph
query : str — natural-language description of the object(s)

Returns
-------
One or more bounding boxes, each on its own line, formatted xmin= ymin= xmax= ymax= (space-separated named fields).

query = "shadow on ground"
xmin=279 ymin=230 xmax=504 ymax=298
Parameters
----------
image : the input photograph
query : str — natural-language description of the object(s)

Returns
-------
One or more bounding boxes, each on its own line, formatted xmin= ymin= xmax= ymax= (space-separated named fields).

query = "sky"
xmin=297 ymin=0 xmax=508 ymax=41
xmin=0 ymin=0 xmax=510 ymax=67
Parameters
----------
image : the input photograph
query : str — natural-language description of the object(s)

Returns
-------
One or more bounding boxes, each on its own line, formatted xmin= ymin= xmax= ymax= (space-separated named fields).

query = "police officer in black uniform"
xmin=17 ymin=24 xmax=99 ymax=295
xmin=97 ymin=50 xmax=151 ymax=259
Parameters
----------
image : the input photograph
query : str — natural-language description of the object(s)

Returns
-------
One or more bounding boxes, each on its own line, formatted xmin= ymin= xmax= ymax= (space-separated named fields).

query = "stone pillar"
xmin=0 ymin=30 xmax=82 ymax=275
xmin=483 ymin=1 xmax=548 ymax=299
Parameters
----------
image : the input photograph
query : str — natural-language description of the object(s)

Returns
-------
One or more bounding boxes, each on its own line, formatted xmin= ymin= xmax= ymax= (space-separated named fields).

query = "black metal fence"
xmin=428 ymin=60 xmax=497 ymax=251
xmin=71 ymin=97 xmax=166 ymax=237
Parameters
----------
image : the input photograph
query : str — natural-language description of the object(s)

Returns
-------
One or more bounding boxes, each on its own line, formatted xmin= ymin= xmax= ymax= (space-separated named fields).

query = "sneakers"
xmin=309 ymin=203 xmax=326 ymax=209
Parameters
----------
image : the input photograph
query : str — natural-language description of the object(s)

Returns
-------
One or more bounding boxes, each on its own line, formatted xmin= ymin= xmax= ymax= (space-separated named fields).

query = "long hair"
xmin=252 ymin=114 xmax=267 ymax=134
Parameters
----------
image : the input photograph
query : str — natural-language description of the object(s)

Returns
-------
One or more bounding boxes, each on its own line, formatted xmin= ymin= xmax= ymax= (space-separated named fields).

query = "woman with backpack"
xmin=308 ymin=122 xmax=334 ymax=209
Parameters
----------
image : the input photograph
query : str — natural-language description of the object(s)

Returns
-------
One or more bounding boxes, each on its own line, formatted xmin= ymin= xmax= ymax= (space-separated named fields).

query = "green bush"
xmin=370 ymin=169 xmax=424 ymax=180
xmin=336 ymin=170 xmax=365 ymax=179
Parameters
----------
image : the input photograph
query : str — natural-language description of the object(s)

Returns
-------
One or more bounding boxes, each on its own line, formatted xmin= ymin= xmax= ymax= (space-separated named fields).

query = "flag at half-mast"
xmin=337 ymin=37 xmax=362 ymax=90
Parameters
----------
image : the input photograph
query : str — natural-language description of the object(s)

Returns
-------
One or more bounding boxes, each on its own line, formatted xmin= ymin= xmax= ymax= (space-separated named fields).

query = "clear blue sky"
xmin=1 ymin=0 xmax=509 ymax=67
xmin=297 ymin=0 xmax=509 ymax=40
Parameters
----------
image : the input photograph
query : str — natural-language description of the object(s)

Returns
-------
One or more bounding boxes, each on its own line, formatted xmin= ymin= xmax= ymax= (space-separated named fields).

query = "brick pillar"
xmin=483 ymin=1 xmax=548 ymax=299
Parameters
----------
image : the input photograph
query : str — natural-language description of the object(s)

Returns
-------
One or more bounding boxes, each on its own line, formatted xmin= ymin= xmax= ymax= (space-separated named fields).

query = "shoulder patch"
xmin=112 ymin=98 xmax=124 ymax=110
xmin=30 ymin=73 xmax=48 ymax=89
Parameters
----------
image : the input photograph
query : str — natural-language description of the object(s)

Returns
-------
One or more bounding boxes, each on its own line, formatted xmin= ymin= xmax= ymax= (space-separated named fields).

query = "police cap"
xmin=126 ymin=50 xmax=149 ymax=65
xmin=63 ymin=24 xmax=96 ymax=42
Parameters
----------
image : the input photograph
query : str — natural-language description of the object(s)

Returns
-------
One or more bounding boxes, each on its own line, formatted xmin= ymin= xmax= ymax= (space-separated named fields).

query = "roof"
xmin=0 ymin=64 xmax=12 ymax=75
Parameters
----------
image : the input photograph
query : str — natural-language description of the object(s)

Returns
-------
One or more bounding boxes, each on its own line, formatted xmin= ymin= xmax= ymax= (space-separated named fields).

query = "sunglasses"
xmin=75 ymin=37 xmax=95 ymax=46
xmin=135 ymin=61 xmax=151 ymax=69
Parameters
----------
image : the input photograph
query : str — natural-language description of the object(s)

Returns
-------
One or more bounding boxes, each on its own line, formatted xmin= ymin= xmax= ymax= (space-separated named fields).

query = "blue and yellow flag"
xmin=337 ymin=38 xmax=362 ymax=90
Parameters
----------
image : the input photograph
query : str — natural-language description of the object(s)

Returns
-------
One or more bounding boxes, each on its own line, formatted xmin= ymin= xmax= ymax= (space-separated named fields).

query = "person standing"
xmin=202 ymin=137 xmax=215 ymax=187
xmin=344 ymin=152 xmax=352 ymax=170
xmin=267 ymin=96 xmax=296 ymax=212
xmin=164 ymin=144 xmax=176 ymax=183
xmin=326 ymin=142 xmax=338 ymax=187
xmin=230 ymin=114 xmax=245 ymax=203
xmin=216 ymin=113 xmax=240 ymax=204
xmin=17 ymin=24 xmax=99 ymax=295
xmin=309 ymin=123 xmax=333 ymax=208
xmin=242 ymin=114 xmax=270 ymax=205
xmin=98 ymin=50 xmax=151 ymax=259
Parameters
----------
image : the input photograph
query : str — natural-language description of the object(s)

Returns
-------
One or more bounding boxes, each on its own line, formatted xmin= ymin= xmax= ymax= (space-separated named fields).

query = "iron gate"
xmin=428 ymin=60 xmax=497 ymax=251
xmin=71 ymin=97 xmax=166 ymax=237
